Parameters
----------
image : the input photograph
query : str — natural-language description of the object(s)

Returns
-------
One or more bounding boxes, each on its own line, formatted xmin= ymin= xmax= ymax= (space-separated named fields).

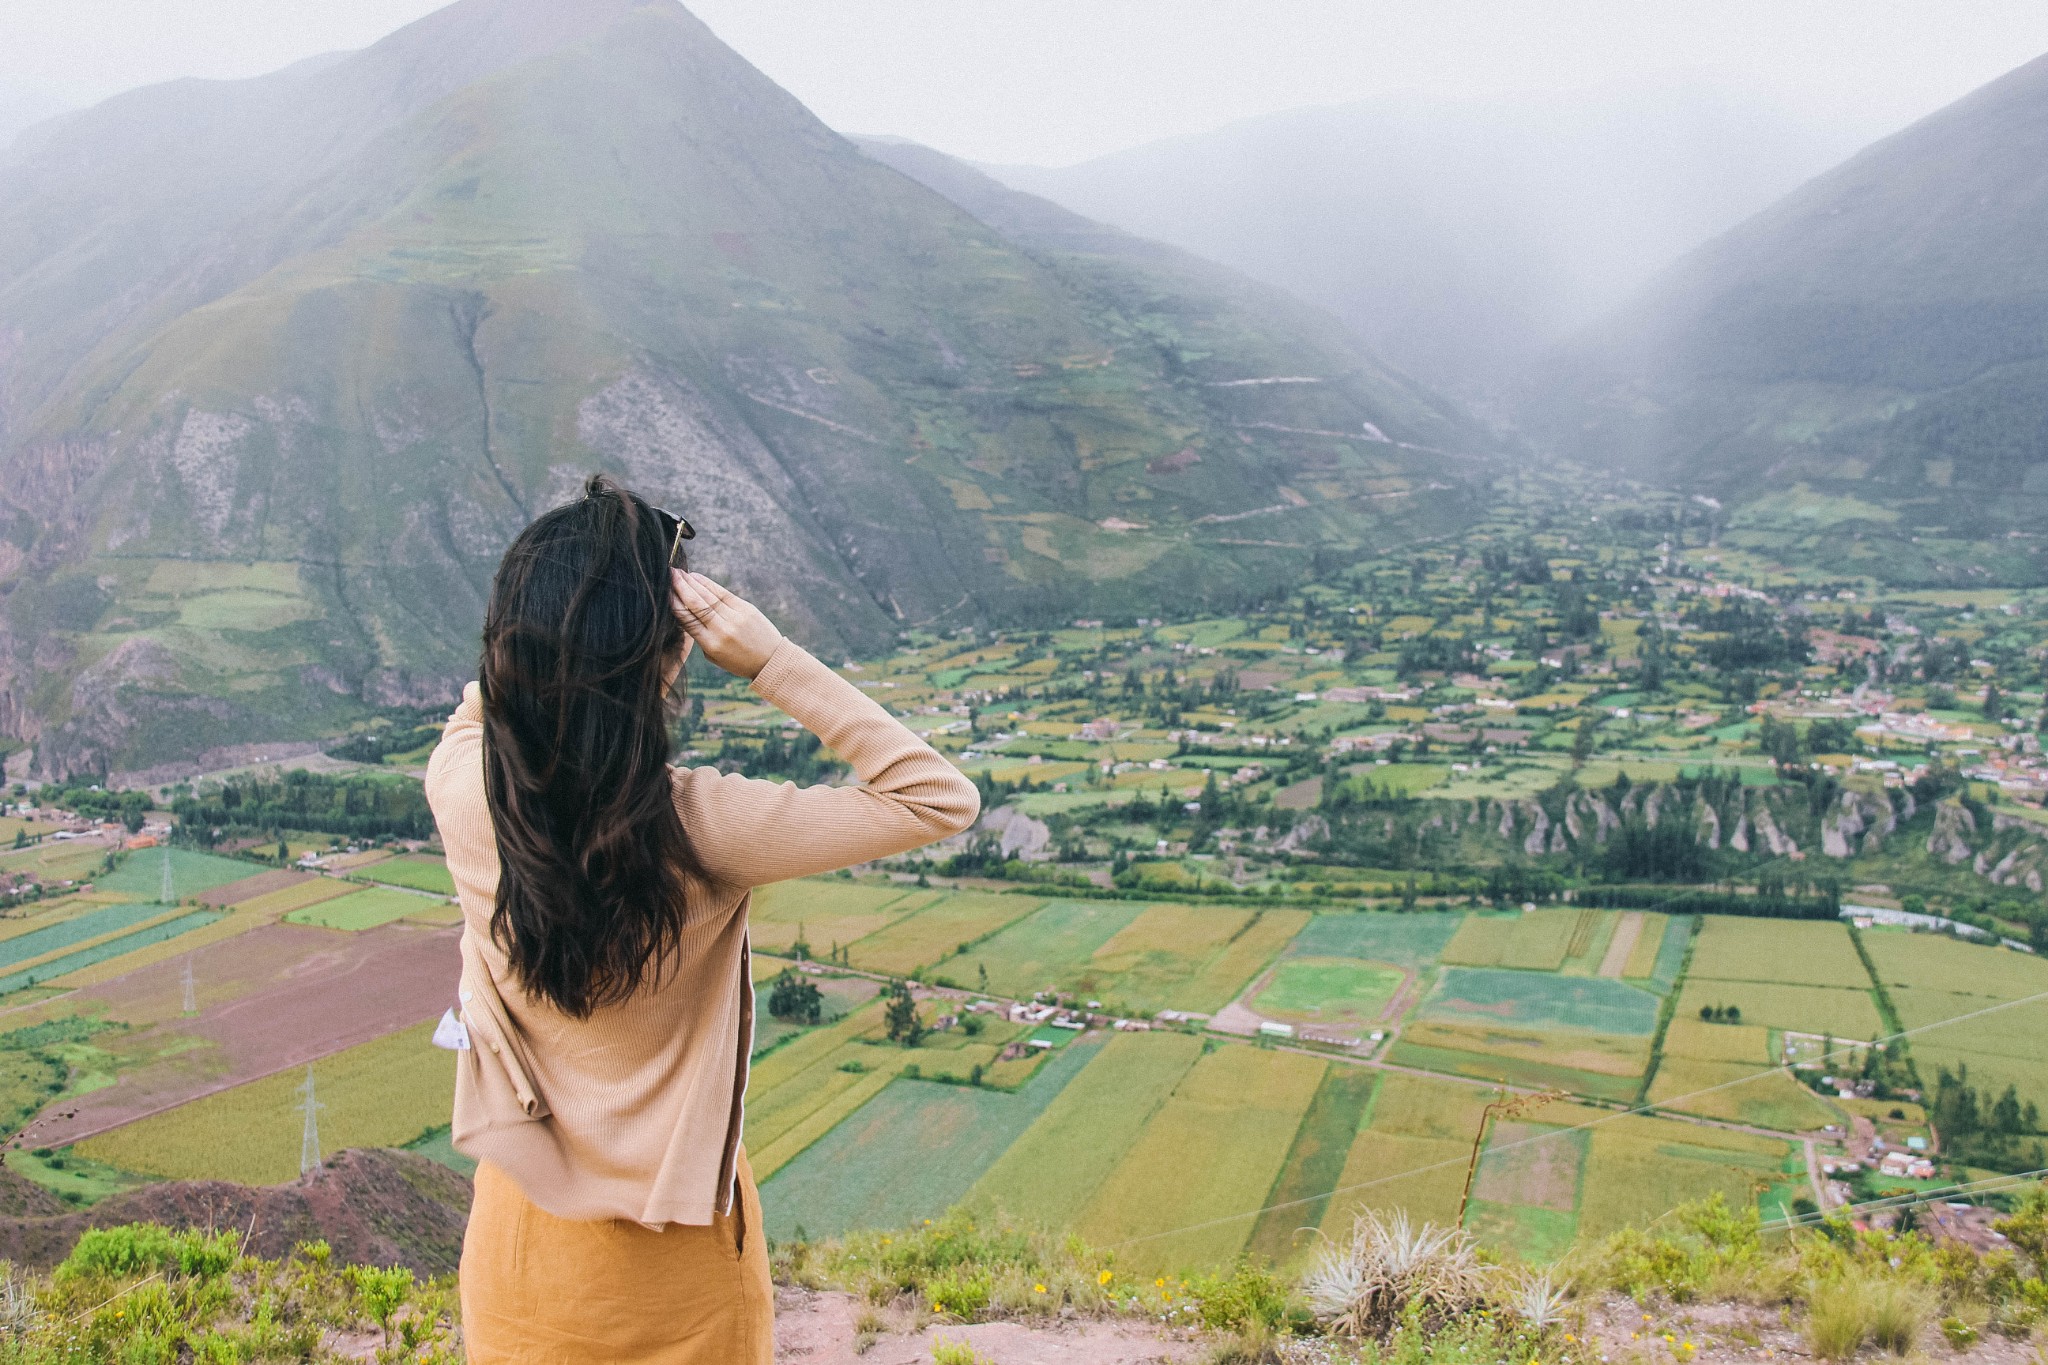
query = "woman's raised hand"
xmin=670 ymin=571 xmax=783 ymax=680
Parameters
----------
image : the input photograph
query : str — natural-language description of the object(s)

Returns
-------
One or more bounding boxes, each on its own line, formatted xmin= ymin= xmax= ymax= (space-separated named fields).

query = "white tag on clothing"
xmin=432 ymin=1006 xmax=472 ymax=1051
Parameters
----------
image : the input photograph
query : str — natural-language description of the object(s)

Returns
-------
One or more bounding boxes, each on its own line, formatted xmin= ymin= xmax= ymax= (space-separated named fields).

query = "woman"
xmin=426 ymin=475 xmax=980 ymax=1362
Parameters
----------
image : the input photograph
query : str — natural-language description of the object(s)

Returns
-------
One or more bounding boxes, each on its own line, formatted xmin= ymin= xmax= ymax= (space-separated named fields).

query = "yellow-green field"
xmin=1688 ymin=917 xmax=1872 ymax=989
xmin=77 ymin=1022 xmax=452 ymax=1184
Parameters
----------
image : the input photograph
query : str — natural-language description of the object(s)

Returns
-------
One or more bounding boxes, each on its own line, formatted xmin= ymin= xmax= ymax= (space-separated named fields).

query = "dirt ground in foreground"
xmin=773 ymin=1289 xmax=1201 ymax=1364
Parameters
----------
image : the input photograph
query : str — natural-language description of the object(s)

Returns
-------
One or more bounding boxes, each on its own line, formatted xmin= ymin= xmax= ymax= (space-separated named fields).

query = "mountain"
xmin=0 ymin=85 xmax=70 ymax=150
xmin=0 ymin=1148 xmax=471 ymax=1273
xmin=0 ymin=0 xmax=1493 ymax=779
xmin=1521 ymin=53 xmax=2048 ymax=522
xmin=990 ymin=86 xmax=1860 ymax=397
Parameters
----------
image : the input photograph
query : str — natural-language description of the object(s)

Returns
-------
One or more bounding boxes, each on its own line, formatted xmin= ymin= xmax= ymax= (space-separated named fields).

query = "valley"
xmin=2 ymin=467 xmax=2045 ymax=1276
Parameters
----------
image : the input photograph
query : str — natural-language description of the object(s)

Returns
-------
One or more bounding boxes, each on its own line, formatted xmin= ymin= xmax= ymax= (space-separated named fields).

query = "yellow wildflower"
xmin=1033 ymin=1283 xmax=1047 ymax=1294
xmin=1098 ymin=1270 xmax=1113 ymax=1286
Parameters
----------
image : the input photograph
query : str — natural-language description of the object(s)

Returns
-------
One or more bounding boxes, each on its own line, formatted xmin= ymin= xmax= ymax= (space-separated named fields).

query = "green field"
xmin=760 ymin=1033 xmax=1105 ymax=1240
xmin=284 ymin=887 xmax=435 ymax=931
xmin=354 ymin=855 xmax=454 ymax=896
xmin=97 ymin=849 xmax=260 ymax=900
xmin=1286 ymin=911 xmax=1461 ymax=966
xmin=77 ymin=1021 xmax=452 ymax=1184
xmin=1252 ymin=958 xmax=1405 ymax=1027
xmin=1419 ymin=967 xmax=1660 ymax=1035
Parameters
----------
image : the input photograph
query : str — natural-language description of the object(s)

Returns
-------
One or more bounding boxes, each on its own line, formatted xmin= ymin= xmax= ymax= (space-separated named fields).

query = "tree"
xmin=884 ymin=981 xmax=926 ymax=1047
xmin=790 ymin=922 xmax=812 ymax=963
xmin=767 ymin=970 xmax=822 ymax=1025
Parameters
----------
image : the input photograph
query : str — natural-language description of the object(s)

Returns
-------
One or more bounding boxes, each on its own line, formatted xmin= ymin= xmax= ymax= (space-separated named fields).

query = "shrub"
xmin=1301 ymin=1209 xmax=1490 ymax=1337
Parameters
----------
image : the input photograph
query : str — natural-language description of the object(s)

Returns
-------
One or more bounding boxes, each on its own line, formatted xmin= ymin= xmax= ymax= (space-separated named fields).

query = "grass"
xmin=760 ymin=1032 xmax=1105 ymax=1240
xmin=967 ymin=1031 xmax=1203 ymax=1230
xmin=96 ymin=849 xmax=260 ymax=900
xmin=1286 ymin=911 xmax=1461 ymax=967
xmin=848 ymin=892 xmax=1043 ymax=977
xmin=283 ymin=887 xmax=435 ymax=931
xmin=1671 ymin=979 xmax=1883 ymax=1040
xmin=1660 ymin=1017 xmax=1771 ymax=1064
xmin=1077 ymin=1042 xmax=1325 ymax=1273
xmin=1251 ymin=958 xmax=1405 ymax=1027
xmin=4 ymin=1147 xmax=155 ymax=1206
xmin=76 ymin=1020 xmax=452 ymax=1183
xmin=353 ymin=855 xmax=454 ymax=896
xmin=1688 ymin=917 xmax=1872 ymax=990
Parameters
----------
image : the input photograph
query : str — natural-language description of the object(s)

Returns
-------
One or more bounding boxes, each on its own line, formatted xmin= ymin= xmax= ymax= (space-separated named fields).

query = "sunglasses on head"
xmin=652 ymin=506 xmax=696 ymax=566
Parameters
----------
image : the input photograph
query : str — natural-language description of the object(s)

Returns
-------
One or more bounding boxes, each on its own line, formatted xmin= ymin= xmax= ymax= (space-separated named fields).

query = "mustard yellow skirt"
xmin=460 ymin=1151 xmax=774 ymax=1363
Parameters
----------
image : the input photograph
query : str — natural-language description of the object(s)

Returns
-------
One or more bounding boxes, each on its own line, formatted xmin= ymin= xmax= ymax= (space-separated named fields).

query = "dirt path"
xmin=1598 ymin=911 xmax=1644 ymax=978
xmin=774 ymin=1289 xmax=1198 ymax=1364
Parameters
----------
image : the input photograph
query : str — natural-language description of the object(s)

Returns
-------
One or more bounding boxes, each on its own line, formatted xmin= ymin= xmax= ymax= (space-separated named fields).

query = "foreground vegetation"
xmin=10 ymin=1183 xmax=2043 ymax=1362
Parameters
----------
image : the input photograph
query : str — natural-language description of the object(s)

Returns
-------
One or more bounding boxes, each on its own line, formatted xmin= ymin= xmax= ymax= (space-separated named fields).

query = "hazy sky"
xmin=4 ymin=0 xmax=2048 ymax=165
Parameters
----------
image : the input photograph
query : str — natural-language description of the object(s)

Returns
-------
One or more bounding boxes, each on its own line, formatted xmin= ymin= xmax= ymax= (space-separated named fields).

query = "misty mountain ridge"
xmin=0 ymin=0 xmax=1492 ymax=777
xmin=1520 ymin=49 xmax=2048 ymax=519
xmin=988 ymin=82 xmax=1868 ymax=397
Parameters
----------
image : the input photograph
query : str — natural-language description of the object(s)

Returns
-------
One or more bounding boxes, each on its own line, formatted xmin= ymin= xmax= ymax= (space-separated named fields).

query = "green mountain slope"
xmin=1521 ymin=51 xmax=2048 ymax=540
xmin=0 ymin=0 xmax=1493 ymax=778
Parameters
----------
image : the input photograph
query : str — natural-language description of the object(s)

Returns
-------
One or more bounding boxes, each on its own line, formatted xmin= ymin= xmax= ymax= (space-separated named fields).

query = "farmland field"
xmin=284 ymin=887 xmax=435 ymax=931
xmin=0 ymin=911 xmax=223 ymax=997
xmin=1441 ymin=910 xmax=1577 ymax=971
xmin=1252 ymin=958 xmax=1405 ymax=1027
xmin=355 ymin=855 xmax=455 ymax=896
xmin=1688 ymin=918 xmax=1872 ymax=989
xmin=845 ymin=892 xmax=1043 ymax=977
xmin=77 ymin=1021 xmax=453 ymax=1184
xmin=96 ymin=849 xmax=258 ymax=900
xmin=1621 ymin=912 xmax=1669 ymax=979
xmin=1286 ymin=911 xmax=1461 ymax=966
xmin=1245 ymin=1066 xmax=1378 ymax=1264
xmin=749 ymin=882 xmax=936 ymax=957
xmin=1419 ymin=967 xmax=1660 ymax=1035
xmin=1648 ymin=1054 xmax=1841 ymax=1132
xmin=759 ymin=1033 xmax=1105 ymax=1240
xmin=1672 ymin=978 xmax=1883 ymax=1039
xmin=969 ymin=1031 xmax=1204 ymax=1230
xmin=1077 ymin=1043 xmax=1325 ymax=1272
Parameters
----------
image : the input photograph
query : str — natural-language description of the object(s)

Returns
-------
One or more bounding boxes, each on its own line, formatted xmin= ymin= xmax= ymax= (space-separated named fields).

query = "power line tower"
xmin=159 ymin=847 xmax=173 ymax=904
xmin=180 ymin=955 xmax=196 ymax=1015
xmin=297 ymin=1066 xmax=325 ymax=1176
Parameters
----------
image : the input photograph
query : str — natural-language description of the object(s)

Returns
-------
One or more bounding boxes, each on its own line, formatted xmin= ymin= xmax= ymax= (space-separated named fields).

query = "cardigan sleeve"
xmin=671 ymin=639 xmax=982 ymax=887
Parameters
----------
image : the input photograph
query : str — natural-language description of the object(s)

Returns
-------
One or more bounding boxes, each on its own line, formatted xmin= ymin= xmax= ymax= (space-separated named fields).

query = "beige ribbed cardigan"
xmin=424 ymin=638 xmax=980 ymax=1228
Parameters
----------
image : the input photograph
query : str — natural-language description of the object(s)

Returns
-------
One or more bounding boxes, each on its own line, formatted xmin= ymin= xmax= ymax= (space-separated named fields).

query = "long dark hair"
xmin=478 ymin=474 xmax=691 ymax=1017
